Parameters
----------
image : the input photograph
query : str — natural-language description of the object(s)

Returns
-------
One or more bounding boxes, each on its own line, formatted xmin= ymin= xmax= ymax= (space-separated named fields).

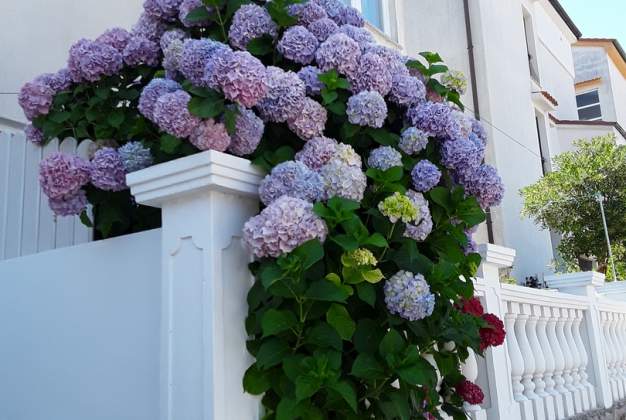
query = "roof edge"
xmin=550 ymin=115 xmax=626 ymax=140
xmin=548 ymin=0 xmax=582 ymax=39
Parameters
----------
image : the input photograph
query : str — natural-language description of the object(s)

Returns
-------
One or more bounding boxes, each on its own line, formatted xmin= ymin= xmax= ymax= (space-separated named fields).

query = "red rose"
xmin=459 ymin=297 xmax=484 ymax=317
xmin=479 ymin=313 xmax=505 ymax=350
xmin=456 ymin=379 xmax=484 ymax=405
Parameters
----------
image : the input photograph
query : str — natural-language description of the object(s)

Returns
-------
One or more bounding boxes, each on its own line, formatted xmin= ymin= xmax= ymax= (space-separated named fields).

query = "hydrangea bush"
xmin=21 ymin=0 xmax=506 ymax=417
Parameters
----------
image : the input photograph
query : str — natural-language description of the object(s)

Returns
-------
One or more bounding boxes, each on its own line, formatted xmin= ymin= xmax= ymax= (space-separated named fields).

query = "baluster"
xmin=601 ymin=312 xmax=618 ymax=402
xmin=528 ymin=305 xmax=548 ymax=399
xmin=535 ymin=305 xmax=556 ymax=419
xmin=609 ymin=312 xmax=625 ymax=399
xmin=516 ymin=305 xmax=538 ymax=401
xmin=505 ymin=302 xmax=526 ymax=402
xmin=568 ymin=308 xmax=589 ymax=411
xmin=555 ymin=307 xmax=576 ymax=417
xmin=618 ymin=313 xmax=626 ymax=391
xmin=563 ymin=308 xmax=583 ymax=413
xmin=572 ymin=309 xmax=595 ymax=410
xmin=545 ymin=306 xmax=566 ymax=419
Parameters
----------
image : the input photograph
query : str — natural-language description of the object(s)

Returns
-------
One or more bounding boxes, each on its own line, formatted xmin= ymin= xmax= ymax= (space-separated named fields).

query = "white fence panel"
xmin=0 ymin=131 xmax=93 ymax=261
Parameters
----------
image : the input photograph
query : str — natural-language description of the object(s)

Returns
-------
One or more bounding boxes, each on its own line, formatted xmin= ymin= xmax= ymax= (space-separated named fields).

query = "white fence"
xmin=0 ymin=131 xmax=92 ymax=262
xmin=2 ymin=150 xmax=626 ymax=420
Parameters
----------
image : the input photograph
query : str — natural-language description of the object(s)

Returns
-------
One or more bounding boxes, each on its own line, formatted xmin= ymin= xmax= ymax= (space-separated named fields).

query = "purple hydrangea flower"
xmin=295 ymin=136 xmax=338 ymax=170
xmin=256 ymin=67 xmax=305 ymax=123
xmin=464 ymin=228 xmax=478 ymax=255
xmin=189 ymin=119 xmax=231 ymax=151
xmin=411 ymin=160 xmax=441 ymax=192
xmin=49 ymin=190 xmax=88 ymax=217
xmin=259 ymin=161 xmax=324 ymax=205
xmin=18 ymin=79 xmax=55 ymax=120
xmin=179 ymin=39 xmax=223 ymax=86
xmin=90 ymin=147 xmax=127 ymax=191
xmin=389 ymin=74 xmax=426 ymax=106
xmin=49 ymin=69 xmax=73 ymax=92
xmin=39 ymin=153 xmax=91 ymax=199
xmin=337 ymin=24 xmax=373 ymax=48
xmin=25 ymin=124 xmax=44 ymax=144
xmin=313 ymin=0 xmax=345 ymax=21
xmin=315 ymin=32 xmax=361 ymax=76
xmin=368 ymin=146 xmax=402 ymax=171
xmin=156 ymin=0 xmax=183 ymax=19
xmin=320 ymin=158 xmax=367 ymax=201
xmin=346 ymin=90 xmax=387 ymax=128
xmin=123 ymin=36 xmax=160 ymax=67
xmin=297 ymin=66 xmax=324 ymax=96
xmin=153 ymin=90 xmax=201 ymax=138
xmin=307 ymin=18 xmax=339 ymax=42
xmin=336 ymin=6 xmax=364 ymax=27
xmin=471 ymin=118 xmax=487 ymax=144
xmin=160 ymin=29 xmax=186 ymax=50
xmin=138 ymin=78 xmax=182 ymax=121
xmin=294 ymin=2 xmax=327 ymax=25
xmin=243 ymin=195 xmax=328 ymax=258
xmin=215 ymin=51 xmax=268 ymax=107
xmin=228 ymin=106 xmax=264 ymax=156
xmin=179 ymin=0 xmax=211 ymax=27
xmin=278 ymin=26 xmax=319 ymax=65
xmin=399 ymin=127 xmax=429 ymax=155
xmin=364 ymin=44 xmax=408 ymax=78
xmin=67 ymin=39 xmax=123 ymax=83
xmin=459 ymin=164 xmax=504 ymax=209
xmin=117 ymin=141 xmax=154 ymax=173
xmin=384 ymin=271 xmax=435 ymax=321
xmin=440 ymin=137 xmax=483 ymax=175
xmin=349 ymin=52 xmax=392 ymax=95
xmin=404 ymin=190 xmax=433 ymax=241
xmin=162 ymin=38 xmax=184 ymax=77
xmin=287 ymin=98 xmax=327 ymax=140
xmin=228 ymin=4 xmax=278 ymax=50
xmin=406 ymin=101 xmax=461 ymax=139
xmin=143 ymin=0 xmax=168 ymax=19
xmin=96 ymin=28 xmax=132 ymax=52
xmin=132 ymin=12 xmax=167 ymax=42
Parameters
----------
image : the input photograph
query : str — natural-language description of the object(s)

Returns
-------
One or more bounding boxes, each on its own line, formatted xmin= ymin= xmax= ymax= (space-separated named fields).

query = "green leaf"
xmin=276 ymin=398 xmax=298 ymax=420
xmin=243 ymin=364 xmax=271 ymax=395
xmin=247 ymin=35 xmax=274 ymax=56
xmin=94 ymin=86 xmax=110 ymax=99
xmin=49 ymin=111 xmax=71 ymax=124
xmin=353 ymin=319 xmax=384 ymax=354
xmin=457 ymin=196 xmax=486 ymax=226
xmin=389 ymin=240 xmax=434 ymax=274
xmin=305 ymin=323 xmax=342 ymax=350
xmin=362 ymin=233 xmax=388 ymax=248
xmin=341 ymin=122 xmax=361 ymax=139
xmin=107 ymin=109 xmax=125 ymax=128
xmin=188 ymin=96 xmax=225 ymax=118
xmin=267 ymin=0 xmax=298 ymax=27
xmin=79 ymin=210 xmax=93 ymax=228
xmin=429 ymin=186 xmax=452 ymax=212
xmin=331 ymin=234 xmax=359 ymax=251
xmin=379 ymin=329 xmax=405 ymax=358
xmin=326 ymin=304 xmax=356 ymax=340
xmin=223 ymin=106 xmax=239 ymax=135
xmin=261 ymin=309 xmax=297 ymax=337
xmin=362 ymin=269 xmax=384 ymax=284
xmin=428 ymin=64 xmax=449 ymax=75
xmin=356 ymin=283 xmax=376 ymax=307
xmin=326 ymin=100 xmax=346 ymax=116
xmin=185 ymin=6 xmax=211 ymax=23
xmin=321 ymin=89 xmax=339 ymax=105
xmin=330 ymin=381 xmax=357 ymax=413
xmin=305 ymin=280 xmax=349 ymax=302
xmin=292 ymin=239 xmax=324 ymax=269
xmin=256 ymin=338 xmax=290 ymax=369
xmin=260 ymin=262 xmax=284 ymax=289
xmin=160 ymin=135 xmax=182 ymax=154
xmin=295 ymin=374 xmax=323 ymax=402
xmin=396 ymin=348 xmax=437 ymax=387
xmin=366 ymin=128 xmax=399 ymax=146
xmin=350 ymin=354 xmax=385 ymax=380
xmin=419 ymin=51 xmax=444 ymax=64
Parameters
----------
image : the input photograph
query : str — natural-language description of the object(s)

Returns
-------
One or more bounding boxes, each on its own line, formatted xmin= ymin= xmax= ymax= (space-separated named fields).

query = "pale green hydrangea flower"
xmin=378 ymin=192 xmax=419 ymax=223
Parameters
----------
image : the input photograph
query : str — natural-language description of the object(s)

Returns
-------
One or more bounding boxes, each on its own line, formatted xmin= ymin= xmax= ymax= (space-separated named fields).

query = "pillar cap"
xmin=545 ymin=271 xmax=605 ymax=289
xmin=478 ymin=244 xmax=516 ymax=268
xmin=127 ymin=150 xmax=264 ymax=207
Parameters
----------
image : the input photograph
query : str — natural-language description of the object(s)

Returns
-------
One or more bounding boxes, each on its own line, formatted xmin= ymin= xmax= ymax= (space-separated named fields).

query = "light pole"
xmin=595 ymin=192 xmax=618 ymax=281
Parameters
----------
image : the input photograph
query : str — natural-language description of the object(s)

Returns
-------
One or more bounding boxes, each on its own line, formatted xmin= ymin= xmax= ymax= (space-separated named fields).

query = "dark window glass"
xmin=578 ymin=104 xmax=602 ymax=120
xmin=576 ymin=90 xmax=600 ymax=108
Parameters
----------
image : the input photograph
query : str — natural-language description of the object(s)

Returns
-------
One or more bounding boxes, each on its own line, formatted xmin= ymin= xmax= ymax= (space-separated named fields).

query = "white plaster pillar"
xmin=127 ymin=151 xmax=264 ymax=420
xmin=546 ymin=272 xmax=614 ymax=410
xmin=475 ymin=244 xmax=521 ymax=420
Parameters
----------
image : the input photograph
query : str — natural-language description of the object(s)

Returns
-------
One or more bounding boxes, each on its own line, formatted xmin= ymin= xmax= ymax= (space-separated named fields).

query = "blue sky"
xmin=560 ymin=0 xmax=626 ymax=45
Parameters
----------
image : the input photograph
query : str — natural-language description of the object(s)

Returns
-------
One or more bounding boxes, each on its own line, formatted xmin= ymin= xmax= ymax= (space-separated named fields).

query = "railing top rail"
xmin=499 ymin=283 xmax=590 ymax=310
xmin=597 ymin=296 xmax=626 ymax=314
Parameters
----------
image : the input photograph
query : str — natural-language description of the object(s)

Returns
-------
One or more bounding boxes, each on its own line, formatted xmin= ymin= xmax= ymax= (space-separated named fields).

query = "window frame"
xmin=346 ymin=0 xmax=395 ymax=39
xmin=576 ymin=89 xmax=603 ymax=121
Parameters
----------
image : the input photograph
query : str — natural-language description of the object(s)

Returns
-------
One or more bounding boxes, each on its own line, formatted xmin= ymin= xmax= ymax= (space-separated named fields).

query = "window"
xmin=522 ymin=10 xmax=540 ymax=83
xmin=576 ymin=90 xmax=602 ymax=121
xmin=342 ymin=0 xmax=396 ymax=39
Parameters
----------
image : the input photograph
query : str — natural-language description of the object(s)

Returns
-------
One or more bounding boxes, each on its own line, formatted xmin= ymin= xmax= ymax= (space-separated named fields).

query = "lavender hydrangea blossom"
xmin=25 ymin=124 xmax=44 ymax=144
xmin=67 ymin=39 xmax=123 ymax=82
xmin=228 ymin=4 xmax=278 ymax=50
xmin=313 ymin=0 xmax=345 ymax=22
xmin=307 ymin=18 xmax=339 ymax=42
xmin=96 ymin=28 xmax=132 ymax=52
xmin=132 ymin=12 xmax=167 ymax=42
xmin=179 ymin=0 xmax=211 ymax=27
xmin=156 ymin=0 xmax=183 ymax=19
xmin=179 ymin=39 xmax=223 ymax=86
xmin=48 ymin=69 xmax=73 ymax=92
xmin=215 ymin=51 xmax=268 ymax=107
xmin=406 ymin=101 xmax=461 ymax=139
xmin=297 ymin=66 xmax=324 ymax=96
xmin=138 ymin=78 xmax=182 ymax=121
xmin=189 ymin=119 xmax=231 ymax=152
xmin=389 ymin=74 xmax=426 ymax=106
xmin=336 ymin=6 xmax=364 ymax=27
xmin=404 ymin=190 xmax=433 ymax=241
xmin=315 ymin=32 xmax=361 ymax=76
xmin=440 ymin=137 xmax=483 ymax=176
xmin=90 ymin=147 xmax=127 ymax=191
xmin=243 ymin=195 xmax=328 ymax=258
xmin=368 ymin=146 xmax=402 ymax=171
xmin=319 ymin=158 xmax=367 ymax=201
xmin=384 ymin=271 xmax=435 ymax=321
xmin=287 ymin=98 xmax=327 ymax=140
xmin=123 ymin=36 xmax=160 ymax=66
xmin=160 ymin=29 xmax=186 ymax=50
xmin=337 ymin=24 xmax=373 ymax=48
xmin=256 ymin=67 xmax=305 ymax=122
xmin=49 ymin=190 xmax=88 ymax=217
xmin=293 ymin=2 xmax=327 ymax=25
xmin=364 ymin=44 xmax=408 ymax=78
xmin=228 ymin=106 xmax=264 ymax=156
xmin=411 ymin=160 xmax=441 ymax=192
xmin=278 ymin=26 xmax=319 ymax=65
xmin=143 ymin=0 xmax=168 ymax=19
xmin=295 ymin=136 xmax=338 ymax=170
xmin=459 ymin=164 xmax=504 ymax=209
xmin=259 ymin=161 xmax=324 ymax=205
xmin=162 ymin=38 xmax=184 ymax=77
xmin=346 ymin=90 xmax=387 ymax=128
xmin=18 ymin=79 xmax=55 ymax=120
xmin=399 ymin=127 xmax=429 ymax=155
xmin=202 ymin=42 xmax=232 ymax=89
xmin=117 ymin=141 xmax=154 ymax=173
xmin=349 ymin=53 xmax=392 ymax=96
xmin=39 ymin=153 xmax=91 ymax=199
xmin=153 ymin=90 xmax=201 ymax=138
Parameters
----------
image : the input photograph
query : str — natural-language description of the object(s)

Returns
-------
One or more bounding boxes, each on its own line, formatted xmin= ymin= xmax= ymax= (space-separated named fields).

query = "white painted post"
xmin=545 ymin=272 xmax=614 ymax=410
xmin=127 ymin=151 xmax=265 ymax=420
xmin=475 ymin=244 xmax=521 ymax=420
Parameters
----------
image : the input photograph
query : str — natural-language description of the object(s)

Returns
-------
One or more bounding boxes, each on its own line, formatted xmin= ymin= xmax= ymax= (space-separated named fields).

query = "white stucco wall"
xmin=0 ymin=0 xmax=144 ymax=128
xmin=555 ymin=124 xmax=624 ymax=156
xmin=606 ymin=57 xmax=626 ymax=127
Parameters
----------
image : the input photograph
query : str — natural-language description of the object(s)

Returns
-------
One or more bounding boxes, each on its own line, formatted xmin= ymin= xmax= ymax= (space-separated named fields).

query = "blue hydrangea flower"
xmin=138 ymin=78 xmax=182 ymax=122
xmin=368 ymin=146 xmax=403 ymax=171
xmin=259 ymin=161 xmax=324 ymax=205
xmin=440 ymin=138 xmax=483 ymax=174
xmin=256 ymin=67 xmax=306 ymax=123
xmin=411 ymin=160 xmax=441 ymax=192
xmin=399 ymin=127 xmax=429 ymax=155
xmin=320 ymin=158 xmax=367 ymax=201
xmin=404 ymin=190 xmax=433 ymax=241
xmin=293 ymin=1 xmax=327 ymax=25
xmin=337 ymin=24 xmax=373 ymax=48
xmin=214 ymin=51 xmax=268 ymax=107
xmin=179 ymin=39 xmax=222 ymax=86
xmin=123 ymin=36 xmax=160 ymax=67
xmin=389 ymin=74 xmax=426 ymax=106
xmin=384 ymin=271 xmax=435 ymax=321
xmin=228 ymin=106 xmax=265 ymax=156
xmin=90 ymin=147 xmax=127 ymax=191
xmin=458 ymin=164 xmax=504 ymax=209
xmin=406 ymin=101 xmax=461 ymax=139
xmin=315 ymin=32 xmax=361 ymax=76
xmin=336 ymin=6 xmax=364 ymax=27
xmin=288 ymin=98 xmax=327 ymax=140
xmin=346 ymin=90 xmax=387 ymax=128
xmin=153 ymin=90 xmax=201 ymax=138
xmin=67 ymin=39 xmax=123 ymax=83
xmin=297 ymin=66 xmax=324 ymax=96
xmin=118 ymin=141 xmax=154 ymax=173
xmin=49 ymin=190 xmax=88 ymax=217
xmin=308 ymin=18 xmax=339 ymax=42
xmin=96 ymin=28 xmax=132 ymax=52
xmin=278 ymin=25 xmax=319 ymax=65
xmin=349 ymin=52 xmax=392 ymax=96
xmin=228 ymin=4 xmax=278 ymax=50
xmin=295 ymin=136 xmax=338 ymax=170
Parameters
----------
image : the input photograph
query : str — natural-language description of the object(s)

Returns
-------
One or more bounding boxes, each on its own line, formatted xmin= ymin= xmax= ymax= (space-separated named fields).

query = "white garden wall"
xmin=0 ymin=229 xmax=161 ymax=420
